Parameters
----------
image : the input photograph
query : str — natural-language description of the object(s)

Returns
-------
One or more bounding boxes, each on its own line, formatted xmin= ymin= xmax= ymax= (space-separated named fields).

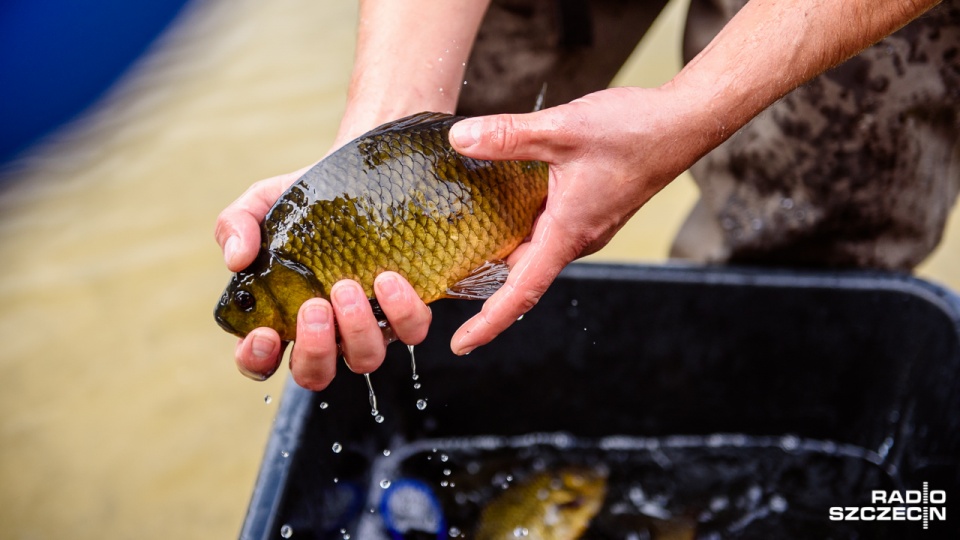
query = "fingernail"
xmin=453 ymin=334 xmax=477 ymax=356
xmin=224 ymin=235 xmax=239 ymax=266
xmin=450 ymin=119 xmax=480 ymax=148
xmin=302 ymin=303 xmax=331 ymax=332
xmin=237 ymin=363 xmax=268 ymax=381
xmin=251 ymin=335 xmax=274 ymax=359
xmin=376 ymin=273 xmax=403 ymax=302
xmin=332 ymin=282 xmax=363 ymax=313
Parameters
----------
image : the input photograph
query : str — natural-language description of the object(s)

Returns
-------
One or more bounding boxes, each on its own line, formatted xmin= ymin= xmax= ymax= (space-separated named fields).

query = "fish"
xmin=215 ymin=112 xmax=549 ymax=340
xmin=474 ymin=467 xmax=607 ymax=540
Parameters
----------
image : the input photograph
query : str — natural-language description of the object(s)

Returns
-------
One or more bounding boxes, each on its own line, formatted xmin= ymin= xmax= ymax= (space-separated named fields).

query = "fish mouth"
xmin=214 ymin=294 xmax=243 ymax=337
xmin=214 ymin=309 xmax=241 ymax=336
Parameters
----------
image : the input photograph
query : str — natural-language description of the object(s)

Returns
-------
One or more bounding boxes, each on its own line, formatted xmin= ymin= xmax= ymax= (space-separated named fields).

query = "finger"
xmin=374 ymin=272 xmax=432 ymax=346
xmin=235 ymin=327 xmax=284 ymax=380
xmin=448 ymin=109 xmax=570 ymax=163
xmin=451 ymin=215 xmax=576 ymax=355
xmin=214 ymin=169 xmax=307 ymax=272
xmin=289 ymin=299 xmax=338 ymax=391
xmin=331 ymin=280 xmax=387 ymax=374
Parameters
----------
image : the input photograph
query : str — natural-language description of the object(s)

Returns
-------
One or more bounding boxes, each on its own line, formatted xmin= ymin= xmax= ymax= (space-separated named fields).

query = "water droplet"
xmin=408 ymin=344 xmax=417 ymax=381
xmin=443 ymin=469 xmax=452 ymax=476
xmin=439 ymin=87 xmax=444 ymax=93
xmin=280 ymin=524 xmax=293 ymax=538
xmin=375 ymin=414 xmax=385 ymax=423
xmin=416 ymin=399 xmax=427 ymax=410
xmin=383 ymin=449 xmax=391 ymax=457
xmin=780 ymin=197 xmax=795 ymax=210
xmin=412 ymin=373 xmax=419 ymax=381
xmin=571 ymin=299 xmax=578 ymax=306
xmin=281 ymin=450 xmax=289 ymax=458
xmin=709 ymin=495 xmax=728 ymax=512
xmin=413 ymin=382 xmax=421 ymax=389
xmin=380 ymin=479 xmax=392 ymax=489
xmin=780 ymin=435 xmax=799 ymax=451
xmin=364 ymin=374 xmax=378 ymax=417
xmin=319 ymin=401 xmax=329 ymax=410
xmin=264 ymin=395 xmax=272 ymax=404
xmin=583 ymin=327 xmax=587 ymax=331
xmin=463 ymin=80 xmax=468 ymax=85
xmin=440 ymin=454 xmax=449 ymax=462
xmin=770 ymin=494 xmax=788 ymax=513
xmin=513 ymin=527 xmax=529 ymax=537
xmin=332 ymin=442 xmax=342 ymax=453
xmin=517 ymin=314 xmax=524 ymax=321
xmin=440 ymin=480 xmax=449 ymax=487
xmin=333 ymin=477 xmax=339 ymax=483
xmin=449 ymin=526 xmax=462 ymax=537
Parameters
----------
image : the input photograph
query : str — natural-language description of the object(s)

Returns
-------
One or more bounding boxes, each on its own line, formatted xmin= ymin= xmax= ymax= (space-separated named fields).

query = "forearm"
xmin=670 ymin=0 xmax=940 ymax=150
xmin=335 ymin=0 xmax=491 ymax=146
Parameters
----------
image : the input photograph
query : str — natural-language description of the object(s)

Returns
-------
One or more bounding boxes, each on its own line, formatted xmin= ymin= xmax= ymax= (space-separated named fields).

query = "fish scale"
xmin=215 ymin=112 xmax=548 ymax=340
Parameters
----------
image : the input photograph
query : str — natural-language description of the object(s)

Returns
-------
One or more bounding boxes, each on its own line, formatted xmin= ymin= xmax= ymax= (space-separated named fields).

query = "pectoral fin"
xmin=445 ymin=260 xmax=511 ymax=300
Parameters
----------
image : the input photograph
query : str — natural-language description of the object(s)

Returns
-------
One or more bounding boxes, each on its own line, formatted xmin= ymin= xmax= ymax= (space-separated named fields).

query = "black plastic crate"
xmin=240 ymin=263 xmax=960 ymax=539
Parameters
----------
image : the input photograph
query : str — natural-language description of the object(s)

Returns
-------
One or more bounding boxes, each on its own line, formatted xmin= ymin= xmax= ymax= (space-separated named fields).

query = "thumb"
xmin=449 ymin=110 xmax=560 ymax=162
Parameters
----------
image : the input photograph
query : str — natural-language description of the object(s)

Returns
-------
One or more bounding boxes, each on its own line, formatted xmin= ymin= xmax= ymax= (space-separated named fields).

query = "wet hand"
xmin=447 ymin=86 xmax=709 ymax=355
xmin=215 ymin=168 xmax=431 ymax=390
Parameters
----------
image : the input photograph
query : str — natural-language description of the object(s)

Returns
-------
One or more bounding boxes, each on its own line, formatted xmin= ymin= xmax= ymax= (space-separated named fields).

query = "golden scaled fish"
xmin=214 ymin=112 xmax=548 ymax=340
xmin=475 ymin=467 xmax=607 ymax=540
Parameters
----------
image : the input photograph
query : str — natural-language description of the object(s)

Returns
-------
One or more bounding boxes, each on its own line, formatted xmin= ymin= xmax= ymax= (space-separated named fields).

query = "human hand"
xmin=214 ymin=166 xmax=432 ymax=390
xmin=447 ymin=86 xmax=715 ymax=355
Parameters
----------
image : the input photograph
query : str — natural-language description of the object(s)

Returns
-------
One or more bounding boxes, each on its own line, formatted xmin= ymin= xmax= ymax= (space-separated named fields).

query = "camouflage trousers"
xmin=457 ymin=0 xmax=960 ymax=270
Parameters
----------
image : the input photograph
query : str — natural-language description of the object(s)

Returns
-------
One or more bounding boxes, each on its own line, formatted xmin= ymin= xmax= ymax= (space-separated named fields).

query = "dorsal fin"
xmin=365 ymin=112 xmax=462 ymax=137
xmin=533 ymin=83 xmax=547 ymax=112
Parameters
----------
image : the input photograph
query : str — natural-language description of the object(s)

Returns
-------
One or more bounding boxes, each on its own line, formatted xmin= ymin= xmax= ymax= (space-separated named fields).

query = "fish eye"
xmin=234 ymin=290 xmax=256 ymax=312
